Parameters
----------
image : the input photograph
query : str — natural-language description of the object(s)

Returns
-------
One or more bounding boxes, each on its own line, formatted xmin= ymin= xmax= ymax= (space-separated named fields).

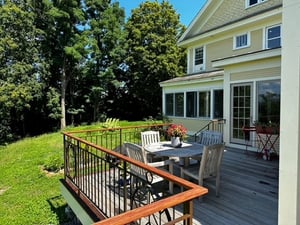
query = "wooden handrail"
xmin=93 ymin=188 xmax=207 ymax=225
xmin=63 ymin=123 xmax=171 ymax=135
xmin=63 ymin=124 xmax=208 ymax=224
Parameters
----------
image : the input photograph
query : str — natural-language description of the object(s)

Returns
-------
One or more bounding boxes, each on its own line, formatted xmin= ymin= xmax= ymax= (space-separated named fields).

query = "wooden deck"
xmin=80 ymin=147 xmax=278 ymax=225
xmin=185 ymin=147 xmax=279 ymax=225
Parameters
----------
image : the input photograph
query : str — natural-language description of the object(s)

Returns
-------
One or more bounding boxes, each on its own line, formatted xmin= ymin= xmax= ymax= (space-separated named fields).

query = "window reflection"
xmin=257 ymin=80 xmax=280 ymax=124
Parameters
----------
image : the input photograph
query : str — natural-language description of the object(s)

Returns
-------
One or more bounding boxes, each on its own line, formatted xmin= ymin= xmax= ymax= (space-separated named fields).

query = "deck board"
xmin=88 ymin=147 xmax=278 ymax=224
xmin=189 ymin=148 xmax=279 ymax=225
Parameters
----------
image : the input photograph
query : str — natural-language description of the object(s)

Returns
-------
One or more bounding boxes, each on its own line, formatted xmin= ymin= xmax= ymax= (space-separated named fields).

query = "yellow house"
xmin=160 ymin=0 xmax=281 ymax=151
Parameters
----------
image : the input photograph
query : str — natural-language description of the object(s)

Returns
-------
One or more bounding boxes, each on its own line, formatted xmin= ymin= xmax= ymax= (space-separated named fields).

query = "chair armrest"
xmin=147 ymin=159 xmax=173 ymax=167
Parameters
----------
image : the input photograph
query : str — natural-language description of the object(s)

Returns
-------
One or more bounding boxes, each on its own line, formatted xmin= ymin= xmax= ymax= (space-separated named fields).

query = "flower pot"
xmin=171 ymin=136 xmax=181 ymax=147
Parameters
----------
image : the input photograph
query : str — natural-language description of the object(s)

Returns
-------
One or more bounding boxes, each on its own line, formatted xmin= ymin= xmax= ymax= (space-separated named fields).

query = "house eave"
xmin=212 ymin=48 xmax=281 ymax=68
xmin=160 ymin=70 xmax=224 ymax=87
xmin=178 ymin=5 xmax=282 ymax=48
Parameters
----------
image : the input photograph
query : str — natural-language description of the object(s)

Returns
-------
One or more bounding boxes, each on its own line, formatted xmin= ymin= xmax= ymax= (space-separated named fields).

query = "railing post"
xmin=183 ymin=200 xmax=193 ymax=225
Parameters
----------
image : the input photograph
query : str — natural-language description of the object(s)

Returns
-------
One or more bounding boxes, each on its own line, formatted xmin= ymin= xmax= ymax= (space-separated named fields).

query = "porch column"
xmin=279 ymin=0 xmax=300 ymax=224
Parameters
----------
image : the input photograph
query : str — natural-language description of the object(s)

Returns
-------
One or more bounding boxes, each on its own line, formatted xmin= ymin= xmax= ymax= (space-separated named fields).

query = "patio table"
xmin=256 ymin=128 xmax=279 ymax=160
xmin=144 ymin=141 xmax=204 ymax=167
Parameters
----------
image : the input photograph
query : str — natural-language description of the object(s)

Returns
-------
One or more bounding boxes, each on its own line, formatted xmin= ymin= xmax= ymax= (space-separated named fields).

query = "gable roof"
xmin=178 ymin=0 xmax=282 ymax=45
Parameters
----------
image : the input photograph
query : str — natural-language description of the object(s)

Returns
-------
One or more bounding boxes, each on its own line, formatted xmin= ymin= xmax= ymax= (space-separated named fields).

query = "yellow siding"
xmin=205 ymin=29 xmax=263 ymax=71
xmin=231 ymin=67 xmax=281 ymax=81
xmin=169 ymin=118 xmax=211 ymax=134
xmin=201 ymin=0 xmax=282 ymax=33
xmin=206 ymin=38 xmax=232 ymax=71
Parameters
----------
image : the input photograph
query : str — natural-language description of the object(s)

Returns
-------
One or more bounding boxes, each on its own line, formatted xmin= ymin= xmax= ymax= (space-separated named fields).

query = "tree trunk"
xmin=61 ymin=68 xmax=67 ymax=130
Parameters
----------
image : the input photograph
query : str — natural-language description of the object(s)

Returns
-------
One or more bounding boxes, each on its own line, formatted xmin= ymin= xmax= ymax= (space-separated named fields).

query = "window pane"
xmin=175 ymin=93 xmax=184 ymax=117
xmin=268 ymin=39 xmax=281 ymax=49
xmin=213 ymin=90 xmax=223 ymax=118
xmin=186 ymin=92 xmax=197 ymax=117
xmin=249 ymin=0 xmax=258 ymax=5
xmin=194 ymin=47 xmax=203 ymax=65
xmin=236 ymin=34 xmax=248 ymax=48
xmin=165 ymin=94 xmax=173 ymax=116
xmin=268 ymin=26 xmax=281 ymax=39
xmin=267 ymin=25 xmax=281 ymax=48
xmin=199 ymin=91 xmax=210 ymax=117
xmin=257 ymin=80 xmax=281 ymax=124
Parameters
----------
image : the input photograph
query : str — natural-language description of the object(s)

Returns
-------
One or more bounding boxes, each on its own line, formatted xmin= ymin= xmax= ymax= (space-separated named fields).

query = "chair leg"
xmin=180 ymin=169 xmax=185 ymax=192
xmin=169 ymin=163 xmax=174 ymax=194
xmin=216 ymin=174 xmax=220 ymax=197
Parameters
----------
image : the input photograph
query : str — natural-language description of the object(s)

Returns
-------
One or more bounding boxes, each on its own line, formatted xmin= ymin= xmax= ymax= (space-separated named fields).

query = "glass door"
xmin=231 ymin=83 xmax=252 ymax=144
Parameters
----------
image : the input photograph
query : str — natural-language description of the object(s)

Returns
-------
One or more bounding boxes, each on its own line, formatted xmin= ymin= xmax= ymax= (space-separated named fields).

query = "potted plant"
xmin=167 ymin=124 xmax=187 ymax=147
xmin=254 ymin=121 xmax=280 ymax=134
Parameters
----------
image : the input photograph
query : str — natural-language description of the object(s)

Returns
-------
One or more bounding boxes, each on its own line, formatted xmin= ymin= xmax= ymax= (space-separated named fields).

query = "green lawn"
xmin=0 ymin=120 xmax=162 ymax=224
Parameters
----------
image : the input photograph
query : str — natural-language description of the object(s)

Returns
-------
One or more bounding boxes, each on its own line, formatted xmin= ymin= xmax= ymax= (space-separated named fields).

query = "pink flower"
xmin=167 ymin=124 xmax=187 ymax=138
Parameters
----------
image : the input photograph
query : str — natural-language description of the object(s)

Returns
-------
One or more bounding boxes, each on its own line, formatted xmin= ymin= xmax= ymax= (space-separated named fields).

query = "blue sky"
xmin=116 ymin=0 xmax=207 ymax=26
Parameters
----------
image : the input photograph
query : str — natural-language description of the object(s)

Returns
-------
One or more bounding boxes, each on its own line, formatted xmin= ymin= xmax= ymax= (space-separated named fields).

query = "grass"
xmin=0 ymin=120 xmax=161 ymax=225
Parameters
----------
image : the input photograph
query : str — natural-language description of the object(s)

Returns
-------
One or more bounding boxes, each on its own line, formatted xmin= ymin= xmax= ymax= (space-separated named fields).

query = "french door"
xmin=231 ymin=83 xmax=253 ymax=144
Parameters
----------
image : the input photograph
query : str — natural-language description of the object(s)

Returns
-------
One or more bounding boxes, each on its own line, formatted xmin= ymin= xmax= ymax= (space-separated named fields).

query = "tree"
xmin=0 ymin=1 xmax=45 ymax=142
xmin=45 ymin=0 xmax=86 ymax=129
xmin=123 ymin=0 xmax=186 ymax=120
xmin=82 ymin=0 xmax=126 ymax=122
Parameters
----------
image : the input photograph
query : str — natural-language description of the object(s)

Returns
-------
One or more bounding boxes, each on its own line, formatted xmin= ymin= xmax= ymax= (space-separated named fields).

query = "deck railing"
xmin=62 ymin=124 xmax=208 ymax=224
xmin=193 ymin=119 xmax=226 ymax=141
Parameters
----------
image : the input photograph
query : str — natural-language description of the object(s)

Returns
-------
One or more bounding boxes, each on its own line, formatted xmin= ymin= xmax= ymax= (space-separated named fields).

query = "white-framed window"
xmin=165 ymin=93 xmax=184 ymax=117
xmin=194 ymin=46 xmax=204 ymax=72
xmin=234 ymin=33 xmax=250 ymax=49
xmin=266 ymin=25 xmax=281 ymax=49
xmin=246 ymin=0 xmax=266 ymax=8
xmin=165 ymin=89 xmax=223 ymax=119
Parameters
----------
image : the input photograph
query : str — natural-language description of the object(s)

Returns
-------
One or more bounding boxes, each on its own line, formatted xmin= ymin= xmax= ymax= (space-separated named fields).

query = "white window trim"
xmin=245 ymin=0 xmax=267 ymax=8
xmin=233 ymin=32 xmax=251 ymax=50
xmin=265 ymin=24 xmax=281 ymax=49
xmin=164 ymin=88 xmax=223 ymax=119
xmin=193 ymin=46 xmax=206 ymax=73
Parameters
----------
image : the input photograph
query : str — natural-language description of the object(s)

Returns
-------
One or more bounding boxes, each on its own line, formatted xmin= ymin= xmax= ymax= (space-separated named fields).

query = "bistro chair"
xmin=180 ymin=143 xmax=225 ymax=197
xmin=141 ymin=130 xmax=161 ymax=162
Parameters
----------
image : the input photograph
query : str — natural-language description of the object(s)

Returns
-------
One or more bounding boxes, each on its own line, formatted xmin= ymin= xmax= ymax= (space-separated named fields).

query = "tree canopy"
xmin=0 ymin=0 xmax=186 ymax=144
xmin=123 ymin=0 xmax=186 ymax=119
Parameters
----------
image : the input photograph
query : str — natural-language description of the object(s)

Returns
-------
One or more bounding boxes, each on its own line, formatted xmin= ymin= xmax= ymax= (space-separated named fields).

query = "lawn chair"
xmin=141 ymin=130 xmax=160 ymax=146
xmin=124 ymin=142 xmax=174 ymax=193
xmin=141 ymin=130 xmax=161 ymax=162
xmin=180 ymin=143 xmax=225 ymax=196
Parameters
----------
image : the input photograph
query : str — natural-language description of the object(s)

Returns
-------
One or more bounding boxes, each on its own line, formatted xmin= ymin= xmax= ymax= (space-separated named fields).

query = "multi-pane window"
xmin=266 ymin=25 xmax=281 ymax=49
xmin=246 ymin=0 xmax=265 ymax=7
xmin=199 ymin=91 xmax=211 ymax=118
xmin=234 ymin=33 xmax=249 ymax=49
xmin=194 ymin=47 xmax=203 ymax=65
xmin=165 ymin=90 xmax=223 ymax=118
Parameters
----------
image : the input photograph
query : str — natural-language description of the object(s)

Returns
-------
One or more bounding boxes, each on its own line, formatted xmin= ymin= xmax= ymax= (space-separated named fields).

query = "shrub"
xmin=43 ymin=155 xmax=64 ymax=172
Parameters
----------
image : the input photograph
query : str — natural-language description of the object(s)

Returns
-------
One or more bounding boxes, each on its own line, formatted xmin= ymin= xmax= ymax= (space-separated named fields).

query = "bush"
xmin=43 ymin=155 xmax=64 ymax=172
